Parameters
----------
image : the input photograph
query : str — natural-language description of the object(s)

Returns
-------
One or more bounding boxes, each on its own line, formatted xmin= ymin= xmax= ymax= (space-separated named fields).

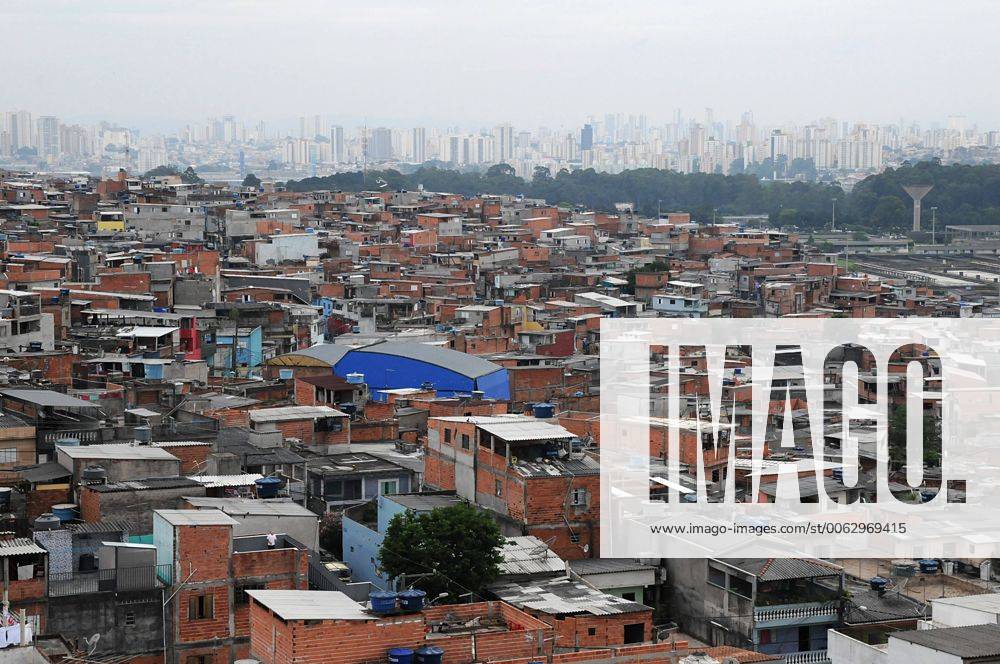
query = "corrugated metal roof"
xmin=188 ymin=474 xmax=263 ymax=488
xmin=65 ymin=518 xmax=135 ymax=534
xmin=891 ymin=624 xmax=1000 ymax=657
xmin=17 ymin=462 xmax=72 ymax=483
xmin=154 ymin=509 xmax=239 ymax=527
xmin=0 ymin=389 xmax=98 ymax=409
xmin=246 ymin=590 xmax=371 ymax=621
xmin=499 ymin=536 xmax=565 ymax=576
xmin=0 ymin=538 xmax=47 ymax=557
xmin=58 ymin=444 xmax=180 ymax=461
xmin=568 ymin=559 xmax=655 ymax=576
xmin=490 ymin=577 xmax=650 ymax=616
xmin=249 ymin=405 xmax=347 ymax=422
xmin=90 ymin=477 xmax=203 ymax=493
xmin=183 ymin=497 xmax=316 ymax=518
xmin=476 ymin=419 xmax=574 ymax=442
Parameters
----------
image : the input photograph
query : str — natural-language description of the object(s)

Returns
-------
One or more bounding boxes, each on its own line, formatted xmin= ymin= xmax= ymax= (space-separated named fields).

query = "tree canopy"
xmin=378 ymin=503 xmax=504 ymax=600
xmin=242 ymin=173 xmax=262 ymax=188
xmin=284 ymin=160 xmax=1000 ymax=233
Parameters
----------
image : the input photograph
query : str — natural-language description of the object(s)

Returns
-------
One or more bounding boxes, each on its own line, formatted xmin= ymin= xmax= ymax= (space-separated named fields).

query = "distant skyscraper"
xmin=581 ymin=124 xmax=594 ymax=151
xmin=411 ymin=127 xmax=426 ymax=163
xmin=493 ymin=123 xmax=514 ymax=162
xmin=35 ymin=116 xmax=60 ymax=157
xmin=330 ymin=125 xmax=345 ymax=163
xmin=370 ymin=127 xmax=393 ymax=161
xmin=7 ymin=110 xmax=33 ymax=151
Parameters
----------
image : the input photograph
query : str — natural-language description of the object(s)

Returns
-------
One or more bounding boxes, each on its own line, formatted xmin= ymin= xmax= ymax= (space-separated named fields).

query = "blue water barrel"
xmin=388 ymin=648 xmax=414 ymax=664
xmin=415 ymin=646 xmax=444 ymax=664
xmin=869 ymin=576 xmax=889 ymax=593
xmin=533 ymin=403 xmax=555 ymax=418
xmin=398 ymin=589 xmax=426 ymax=612
xmin=369 ymin=590 xmax=398 ymax=614
xmin=52 ymin=503 xmax=77 ymax=522
xmin=56 ymin=438 xmax=81 ymax=447
xmin=919 ymin=559 xmax=939 ymax=574
xmin=255 ymin=476 xmax=284 ymax=498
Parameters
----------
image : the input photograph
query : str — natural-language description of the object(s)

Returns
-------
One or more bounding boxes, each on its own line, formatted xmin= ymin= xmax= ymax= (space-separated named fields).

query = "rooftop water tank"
xmin=415 ymin=646 xmax=444 ymax=664
xmin=533 ymin=403 xmax=555 ymax=419
xmin=919 ymin=559 xmax=939 ymax=574
xmin=82 ymin=465 xmax=107 ymax=483
xmin=388 ymin=649 xmax=413 ymax=664
xmin=134 ymin=426 xmax=152 ymax=443
xmin=52 ymin=504 xmax=77 ymax=522
xmin=255 ymin=476 xmax=284 ymax=499
xmin=398 ymin=589 xmax=426 ymax=612
xmin=369 ymin=590 xmax=398 ymax=615
xmin=891 ymin=561 xmax=916 ymax=577
xmin=869 ymin=576 xmax=889 ymax=595
xmin=346 ymin=372 xmax=365 ymax=384
xmin=34 ymin=513 xmax=62 ymax=531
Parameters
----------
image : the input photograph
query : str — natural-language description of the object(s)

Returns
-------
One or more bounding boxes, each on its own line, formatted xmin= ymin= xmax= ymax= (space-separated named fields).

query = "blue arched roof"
xmin=277 ymin=341 xmax=509 ymax=399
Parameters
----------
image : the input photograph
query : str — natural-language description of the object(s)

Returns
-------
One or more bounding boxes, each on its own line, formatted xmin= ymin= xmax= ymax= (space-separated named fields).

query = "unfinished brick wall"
xmin=26 ymin=484 xmax=72 ymax=521
xmin=155 ymin=442 xmax=211 ymax=473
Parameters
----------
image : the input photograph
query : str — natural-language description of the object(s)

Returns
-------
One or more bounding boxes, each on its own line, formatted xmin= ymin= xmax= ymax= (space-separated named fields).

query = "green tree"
xmin=242 ymin=173 xmax=262 ymax=188
xmin=144 ymin=164 xmax=181 ymax=178
xmin=379 ymin=503 xmax=504 ymax=599
xmin=181 ymin=166 xmax=203 ymax=184
xmin=319 ymin=512 xmax=343 ymax=557
xmin=887 ymin=405 xmax=941 ymax=471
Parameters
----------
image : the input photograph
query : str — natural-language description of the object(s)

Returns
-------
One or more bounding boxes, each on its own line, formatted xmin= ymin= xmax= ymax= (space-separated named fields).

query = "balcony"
xmin=754 ymin=601 xmax=840 ymax=628
xmin=48 ymin=564 xmax=173 ymax=597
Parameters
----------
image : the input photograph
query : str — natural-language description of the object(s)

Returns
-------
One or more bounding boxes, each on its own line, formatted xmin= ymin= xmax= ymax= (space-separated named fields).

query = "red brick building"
xmin=154 ymin=509 xmax=309 ymax=664
xmin=425 ymin=415 xmax=599 ymax=559
xmin=247 ymin=590 xmax=553 ymax=664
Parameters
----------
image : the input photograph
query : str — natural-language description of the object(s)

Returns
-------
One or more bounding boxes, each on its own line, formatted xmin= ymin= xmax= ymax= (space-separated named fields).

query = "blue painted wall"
xmin=214 ymin=326 xmax=263 ymax=369
xmin=342 ymin=509 xmax=390 ymax=590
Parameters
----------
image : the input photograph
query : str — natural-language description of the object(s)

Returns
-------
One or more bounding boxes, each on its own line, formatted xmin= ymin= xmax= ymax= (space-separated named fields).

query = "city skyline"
xmin=7 ymin=0 xmax=1000 ymax=130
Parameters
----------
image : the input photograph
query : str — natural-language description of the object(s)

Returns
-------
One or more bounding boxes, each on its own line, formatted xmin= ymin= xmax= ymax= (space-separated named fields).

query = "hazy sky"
xmin=6 ymin=0 xmax=1000 ymax=132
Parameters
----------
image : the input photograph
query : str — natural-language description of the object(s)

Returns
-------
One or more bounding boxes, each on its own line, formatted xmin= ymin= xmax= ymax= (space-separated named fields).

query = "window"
xmin=188 ymin=594 xmax=214 ymax=620
xmin=0 ymin=448 xmax=17 ymax=464
xmin=571 ymin=488 xmax=588 ymax=507
xmin=569 ymin=532 xmax=580 ymax=544
xmin=186 ymin=656 xmax=213 ymax=664
xmin=495 ymin=480 xmax=503 ymax=497
xmin=729 ymin=575 xmax=753 ymax=599
xmin=123 ymin=611 xmax=135 ymax=627
xmin=587 ymin=627 xmax=596 ymax=636
xmin=708 ymin=566 xmax=727 ymax=589
xmin=621 ymin=592 xmax=636 ymax=602
xmin=461 ymin=434 xmax=470 ymax=450
xmin=236 ymin=582 xmax=265 ymax=606
xmin=623 ymin=623 xmax=645 ymax=644
xmin=325 ymin=479 xmax=362 ymax=501
xmin=379 ymin=479 xmax=398 ymax=496
xmin=444 ymin=429 xmax=452 ymax=443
